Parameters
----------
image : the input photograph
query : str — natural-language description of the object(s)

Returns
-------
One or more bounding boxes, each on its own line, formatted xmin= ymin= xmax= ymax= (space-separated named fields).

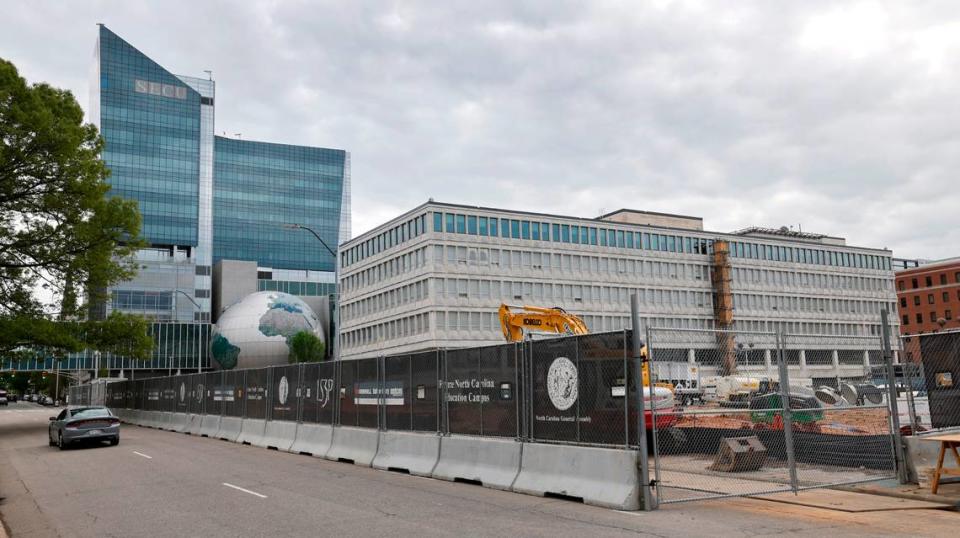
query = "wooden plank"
xmin=919 ymin=433 xmax=960 ymax=442
xmin=751 ymin=489 xmax=954 ymax=512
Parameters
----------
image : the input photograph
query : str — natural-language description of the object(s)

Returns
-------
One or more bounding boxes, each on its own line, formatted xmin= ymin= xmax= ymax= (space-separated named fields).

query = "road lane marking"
xmin=133 ymin=451 xmax=153 ymax=459
xmin=223 ymin=482 xmax=267 ymax=499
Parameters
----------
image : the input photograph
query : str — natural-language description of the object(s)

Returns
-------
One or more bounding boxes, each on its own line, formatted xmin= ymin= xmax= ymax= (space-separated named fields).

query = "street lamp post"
xmin=173 ymin=290 xmax=204 ymax=374
xmin=283 ymin=223 xmax=340 ymax=361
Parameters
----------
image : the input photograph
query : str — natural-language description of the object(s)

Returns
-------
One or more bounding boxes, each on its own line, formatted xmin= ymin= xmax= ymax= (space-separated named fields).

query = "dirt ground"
xmin=674 ymin=406 xmax=892 ymax=435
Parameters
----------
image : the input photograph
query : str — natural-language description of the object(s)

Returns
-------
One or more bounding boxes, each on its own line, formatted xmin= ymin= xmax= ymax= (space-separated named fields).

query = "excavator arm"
xmin=498 ymin=304 xmax=590 ymax=342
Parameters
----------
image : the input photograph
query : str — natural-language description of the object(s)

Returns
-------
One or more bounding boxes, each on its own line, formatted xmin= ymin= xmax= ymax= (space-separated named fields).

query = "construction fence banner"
xmin=444 ymin=344 xmax=518 ymax=438
xmin=299 ymin=362 xmax=337 ymax=424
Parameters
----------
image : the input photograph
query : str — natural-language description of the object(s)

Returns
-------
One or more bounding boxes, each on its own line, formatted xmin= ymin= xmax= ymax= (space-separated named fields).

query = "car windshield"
xmin=70 ymin=408 xmax=111 ymax=419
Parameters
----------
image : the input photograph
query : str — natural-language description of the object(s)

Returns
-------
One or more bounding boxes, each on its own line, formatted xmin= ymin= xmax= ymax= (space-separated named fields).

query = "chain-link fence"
xmin=86 ymin=326 xmax=905 ymax=509
xmin=646 ymin=328 xmax=898 ymax=504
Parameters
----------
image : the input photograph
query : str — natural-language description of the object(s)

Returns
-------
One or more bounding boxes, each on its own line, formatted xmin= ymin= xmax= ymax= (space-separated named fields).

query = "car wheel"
xmin=109 ymin=437 xmax=119 ymax=446
xmin=58 ymin=432 xmax=67 ymax=451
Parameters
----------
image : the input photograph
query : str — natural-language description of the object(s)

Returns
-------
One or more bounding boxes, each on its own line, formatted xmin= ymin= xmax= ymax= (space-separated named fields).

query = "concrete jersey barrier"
xmin=432 ymin=435 xmax=522 ymax=490
xmin=198 ymin=414 xmax=222 ymax=438
xmin=185 ymin=414 xmax=204 ymax=435
xmin=237 ymin=419 xmax=267 ymax=446
xmin=290 ymin=423 xmax=334 ymax=457
xmin=259 ymin=420 xmax=298 ymax=451
xmin=217 ymin=416 xmax=243 ymax=442
xmin=166 ymin=413 xmax=189 ymax=432
xmin=512 ymin=443 xmax=641 ymax=510
xmin=372 ymin=431 xmax=441 ymax=476
xmin=326 ymin=426 xmax=380 ymax=466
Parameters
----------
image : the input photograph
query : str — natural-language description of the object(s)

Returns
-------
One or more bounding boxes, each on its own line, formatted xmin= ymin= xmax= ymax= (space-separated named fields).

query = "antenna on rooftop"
xmin=204 ymin=70 xmax=213 ymax=80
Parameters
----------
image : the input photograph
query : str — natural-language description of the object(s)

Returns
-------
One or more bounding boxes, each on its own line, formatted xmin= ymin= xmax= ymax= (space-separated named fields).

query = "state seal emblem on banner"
xmin=547 ymin=356 xmax=577 ymax=411
xmin=278 ymin=376 xmax=289 ymax=405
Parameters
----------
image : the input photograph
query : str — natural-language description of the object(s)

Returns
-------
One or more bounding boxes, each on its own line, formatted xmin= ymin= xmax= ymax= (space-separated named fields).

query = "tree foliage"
xmin=0 ymin=57 xmax=151 ymax=359
xmin=288 ymin=330 xmax=326 ymax=363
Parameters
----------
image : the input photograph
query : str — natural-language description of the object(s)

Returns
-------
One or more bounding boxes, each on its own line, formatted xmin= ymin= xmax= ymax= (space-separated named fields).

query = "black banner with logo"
xmin=221 ymin=370 xmax=244 ymax=417
xmin=339 ymin=358 xmax=380 ymax=428
xmin=299 ymin=362 xmax=337 ymax=424
xmin=269 ymin=364 xmax=300 ymax=422
xmin=146 ymin=377 xmax=162 ymax=411
xmin=185 ymin=373 xmax=203 ymax=414
xmin=528 ymin=332 xmax=632 ymax=445
xmin=411 ymin=351 xmax=440 ymax=432
xmin=204 ymin=371 xmax=222 ymax=416
xmin=384 ymin=355 xmax=413 ymax=431
xmin=445 ymin=344 xmax=518 ymax=437
xmin=529 ymin=337 xmax=580 ymax=442
xmin=245 ymin=368 xmax=269 ymax=420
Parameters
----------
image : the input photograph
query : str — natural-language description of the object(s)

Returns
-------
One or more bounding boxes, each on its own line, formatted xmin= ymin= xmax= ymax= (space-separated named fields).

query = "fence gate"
xmin=646 ymin=328 xmax=899 ymax=504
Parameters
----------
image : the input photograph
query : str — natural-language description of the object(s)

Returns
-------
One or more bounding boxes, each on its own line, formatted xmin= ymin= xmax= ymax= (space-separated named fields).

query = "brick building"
xmin=896 ymin=257 xmax=960 ymax=361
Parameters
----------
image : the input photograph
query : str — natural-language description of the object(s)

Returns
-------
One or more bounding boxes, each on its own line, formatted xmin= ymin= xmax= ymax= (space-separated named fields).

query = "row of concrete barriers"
xmin=112 ymin=408 xmax=642 ymax=510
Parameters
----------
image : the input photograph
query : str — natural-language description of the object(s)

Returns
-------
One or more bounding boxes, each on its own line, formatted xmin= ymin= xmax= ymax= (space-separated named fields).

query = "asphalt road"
xmin=1 ymin=402 xmax=957 ymax=537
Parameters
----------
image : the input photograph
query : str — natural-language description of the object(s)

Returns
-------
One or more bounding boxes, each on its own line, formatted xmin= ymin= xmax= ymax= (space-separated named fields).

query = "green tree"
xmin=0 ymin=58 xmax=151 ymax=359
xmin=288 ymin=331 xmax=326 ymax=363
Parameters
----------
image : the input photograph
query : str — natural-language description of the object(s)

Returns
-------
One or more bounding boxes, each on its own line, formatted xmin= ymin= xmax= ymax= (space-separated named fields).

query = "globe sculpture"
xmin=211 ymin=291 xmax=326 ymax=369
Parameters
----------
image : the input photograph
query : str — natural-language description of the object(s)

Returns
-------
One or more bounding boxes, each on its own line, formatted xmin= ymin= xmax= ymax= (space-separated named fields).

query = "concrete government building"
xmin=89 ymin=25 xmax=350 ymax=371
xmin=337 ymin=201 xmax=898 ymax=383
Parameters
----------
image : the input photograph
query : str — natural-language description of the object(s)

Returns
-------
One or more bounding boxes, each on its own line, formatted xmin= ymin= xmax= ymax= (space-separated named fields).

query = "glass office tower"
xmin=213 ymin=137 xmax=348 ymax=272
xmin=90 ymin=25 xmax=350 ymax=371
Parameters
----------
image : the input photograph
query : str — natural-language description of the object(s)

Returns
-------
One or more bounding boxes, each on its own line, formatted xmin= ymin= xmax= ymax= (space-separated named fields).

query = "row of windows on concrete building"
xmin=341 ymin=309 xmax=888 ymax=352
xmin=898 ymin=272 xmax=960 ymax=290
xmin=341 ymin=247 xmax=429 ymax=294
xmin=428 ymin=211 xmax=893 ymax=271
xmin=341 ymin=214 xmax=427 ymax=268
xmin=341 ymin=242 xmax=893 ymax=299
xmin=342 ymin=274 xmax=893 ymax=325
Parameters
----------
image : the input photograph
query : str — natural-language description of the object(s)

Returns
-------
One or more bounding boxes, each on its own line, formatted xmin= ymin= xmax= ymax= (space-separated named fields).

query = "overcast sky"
xmin=2 ymin=1 xmax=958 ymax=260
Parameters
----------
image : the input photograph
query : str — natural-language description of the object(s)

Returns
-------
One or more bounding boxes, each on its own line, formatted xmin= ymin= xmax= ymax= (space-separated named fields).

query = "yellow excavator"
xmin=498 ymin=304 xmax=589 ymax=342
xmin=497 ymin=304 xmax=671 ymax=390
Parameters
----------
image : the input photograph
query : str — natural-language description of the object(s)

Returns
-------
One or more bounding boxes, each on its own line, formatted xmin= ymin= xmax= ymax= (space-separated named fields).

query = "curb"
xmin=836 ymin=484 xmax=960 ymax=507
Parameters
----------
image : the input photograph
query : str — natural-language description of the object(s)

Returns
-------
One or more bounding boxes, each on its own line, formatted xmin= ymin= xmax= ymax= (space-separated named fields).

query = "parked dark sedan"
xmin=49 ymin=406 xmax=120 ymax=450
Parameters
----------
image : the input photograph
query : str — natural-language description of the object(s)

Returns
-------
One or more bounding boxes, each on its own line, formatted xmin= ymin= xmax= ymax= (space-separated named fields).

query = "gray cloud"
xmin=2 ymin=0 xmax=957 ymax=259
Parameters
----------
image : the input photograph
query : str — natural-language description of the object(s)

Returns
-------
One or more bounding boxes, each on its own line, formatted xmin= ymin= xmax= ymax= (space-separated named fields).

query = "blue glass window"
xmin=490 ymin=217 xmax=498 ymax=237
xmin=433 ymin=212 xmax=442 ymax=232
xmin=552 ymin=224 xmax=560 ymax=242
xmin=665 ymin=235 xmax=674 ymax=252
xmin=500 ymin=218 xmax=509 ymax=237
xmin=590 ymin=228 xmax=598 ymax=245
xmin=479 ymin=217 xmax=488 ymax=235
xmin=510 ymin=220 xmax=520 ymax=239
xmin=651 ymin=234 xmax=659 ymax=250
xmin=642 ymin=233 xmax=650 ymax=249
xmin=531 ymin=222 xmax=540 ymax=240
xmin=599 ymin=230 xmax=607 ymax=246
xmin=521 ymin=220 xmax=530 ymax=239
xmin=446 ymin=213 xmax=455 ymax=233
xmin=468 ymin=215 xmax=477 ymax=234
xmin=456 ymin=214 xmax=466 ymax=234
xmin=561 ymin=225 xmax=570 ymax=242
xmin=616 ymin=230 xmax=625 ymax=248
xmin=581 ymin=227 xmax=589 ymax=244
xmin=626 ymin=232 xmax=634 ymax=249
xmin=541 ymin=222 xmax=550 ymax=240
xmin=571 ymin=225 xmax=580 ymax=244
